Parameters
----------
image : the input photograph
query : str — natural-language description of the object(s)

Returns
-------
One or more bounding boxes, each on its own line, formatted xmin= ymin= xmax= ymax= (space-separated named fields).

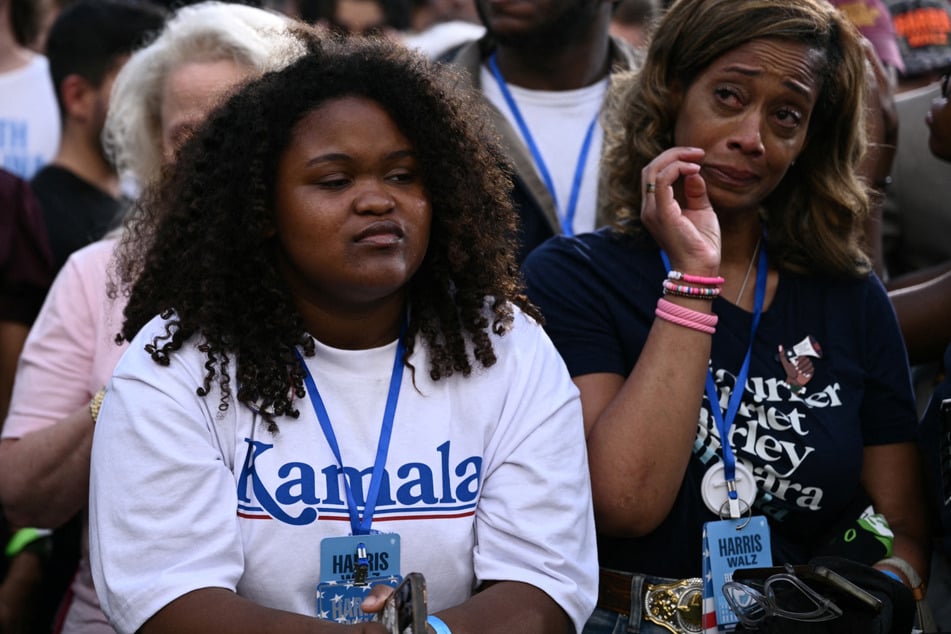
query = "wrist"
xmin=876 ymin=556 xmax=926 ymax=599
xmin=427 ymin=615 xmax=451 ymax=634
xmin=89 ymin=388 xmax=106 ymax=424
xmin=4 ymin=527 xmax=53 ymax=559
xmin=655 ymin=297 xmax=718 ymax=335
xmin=878 ymin=568 xmax=903 ymax=583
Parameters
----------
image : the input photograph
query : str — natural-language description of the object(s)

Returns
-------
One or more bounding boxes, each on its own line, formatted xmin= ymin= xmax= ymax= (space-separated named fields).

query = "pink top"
xmin=3 ymin=237 xmax=128 ymax=632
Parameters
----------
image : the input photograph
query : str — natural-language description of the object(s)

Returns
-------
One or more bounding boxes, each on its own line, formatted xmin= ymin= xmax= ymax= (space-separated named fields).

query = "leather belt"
xmin=597 ymin=568 xmax=704 ymax=634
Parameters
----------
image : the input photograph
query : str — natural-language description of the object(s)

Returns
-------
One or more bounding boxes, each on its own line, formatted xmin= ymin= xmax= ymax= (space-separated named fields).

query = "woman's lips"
xmin=703 ymin=164 xmax=759 ymax=188
xmin=354 ymin=221 xmax=404 ymax=245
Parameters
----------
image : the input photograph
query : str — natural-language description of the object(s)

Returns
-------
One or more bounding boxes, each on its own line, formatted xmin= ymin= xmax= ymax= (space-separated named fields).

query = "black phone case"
xmin=378 ymin=572 xmax=428 ymax=634
xmin=731 ymin=564 xmax=884 ymax=613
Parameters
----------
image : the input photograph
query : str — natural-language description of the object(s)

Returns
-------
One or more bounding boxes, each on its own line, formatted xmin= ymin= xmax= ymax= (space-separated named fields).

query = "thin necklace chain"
xmin=735 ymin=236 xmax=762 ymax=304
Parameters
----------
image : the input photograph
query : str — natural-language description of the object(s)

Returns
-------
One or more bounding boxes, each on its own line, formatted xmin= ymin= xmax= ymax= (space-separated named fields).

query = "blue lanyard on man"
xmin=487 ymin=53 xmax=599 ymax=237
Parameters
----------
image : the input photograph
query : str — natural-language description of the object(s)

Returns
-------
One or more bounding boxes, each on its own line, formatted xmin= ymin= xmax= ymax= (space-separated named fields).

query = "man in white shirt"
xmin=444 ymin=0 xmax=641 ymax=263
xmin=0 ymin=0 xmax=59 ymax=179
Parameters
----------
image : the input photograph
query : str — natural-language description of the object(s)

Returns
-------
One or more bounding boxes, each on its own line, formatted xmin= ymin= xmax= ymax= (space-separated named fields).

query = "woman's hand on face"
xmin=640 ymin=147 xmax=721 ymax=276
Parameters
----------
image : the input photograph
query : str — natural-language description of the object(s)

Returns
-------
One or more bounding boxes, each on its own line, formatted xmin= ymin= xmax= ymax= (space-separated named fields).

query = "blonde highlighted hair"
xmin=603 ymin=0 xmax=871 ymax=277
xmin=103 ymin=1 xmax=306 ymax=187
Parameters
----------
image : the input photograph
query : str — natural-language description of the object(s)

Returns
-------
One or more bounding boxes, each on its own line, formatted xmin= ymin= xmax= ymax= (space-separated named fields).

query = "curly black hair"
xmin=113 ymin=32 xmax=538 ymax=429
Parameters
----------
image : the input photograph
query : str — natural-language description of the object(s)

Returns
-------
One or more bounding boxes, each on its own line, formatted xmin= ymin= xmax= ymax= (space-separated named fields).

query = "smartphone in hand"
xmin=377 ymin=572 xmax=427 ymax=634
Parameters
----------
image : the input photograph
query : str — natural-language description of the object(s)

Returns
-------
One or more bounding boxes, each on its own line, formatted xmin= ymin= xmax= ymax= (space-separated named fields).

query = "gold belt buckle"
xmin=643 ymin=578 xmax=703 ymax=634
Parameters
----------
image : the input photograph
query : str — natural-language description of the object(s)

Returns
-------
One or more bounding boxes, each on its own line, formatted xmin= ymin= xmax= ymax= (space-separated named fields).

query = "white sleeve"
xmin=472 ymin=311 xmax=598 ymax=632
xmin=88 ymin=321 xmax=244 ymax=634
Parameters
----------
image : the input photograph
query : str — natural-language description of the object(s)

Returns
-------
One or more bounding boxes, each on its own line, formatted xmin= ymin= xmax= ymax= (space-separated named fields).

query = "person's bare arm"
xmin=888 ymin=268 xmax=951 ymax=365
xmin=861 ymin=442 xmax=931 ymax=587
xmin=432 ymin=581 xmax=571 ymax=634
xmin=886 ymin=261 xmax=951 ymax=292
xmin=578 ymin=314 xmax=712 ymax=537
xmin=0 ymin=402 xmax=96 ymax=528
xmin=0 ymin=549 xmax=45 ymax=633
xmin=857 ymin=40 xmax=898 ymax=277
xmin=580 ymin=147 xmax=720 ymax=536
xmin=139 ymin=587 xmax=390 ymax=634
xmin=0 ymin=320 xmax=29 ymax=427
xmin=0 ymin=245 xmax=114 ymax=528
xmin=140 ymin=582 xmax=568 ymax=634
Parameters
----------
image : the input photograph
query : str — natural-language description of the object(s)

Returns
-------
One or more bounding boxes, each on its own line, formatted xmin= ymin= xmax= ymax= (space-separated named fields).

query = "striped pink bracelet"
xmin=655 ymin=298 xmax=718 ymax=334
xmin=662 ymin=279 xmax=721 ymax=298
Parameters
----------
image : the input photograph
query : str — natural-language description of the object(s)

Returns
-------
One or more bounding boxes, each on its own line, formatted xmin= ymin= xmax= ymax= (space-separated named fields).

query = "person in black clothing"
xmin=0 ymin=168 xmax=54 ymax=634
xmin=31 ymin=0 xmax=165 ymax=274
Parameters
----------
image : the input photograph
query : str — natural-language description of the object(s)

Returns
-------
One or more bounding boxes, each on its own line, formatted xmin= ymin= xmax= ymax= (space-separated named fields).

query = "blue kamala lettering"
xmin=238 ymin=438 xmax=482 ymax=524
xmin=237 ymin=440 xmax=317 ymax=525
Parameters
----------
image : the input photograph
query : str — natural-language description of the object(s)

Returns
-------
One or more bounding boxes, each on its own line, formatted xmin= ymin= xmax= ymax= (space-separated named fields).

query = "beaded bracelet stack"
xmin=662 ymin=271 xmax=724 ymax=299
xmin=655 ymin=270 xmax=722 ymax=335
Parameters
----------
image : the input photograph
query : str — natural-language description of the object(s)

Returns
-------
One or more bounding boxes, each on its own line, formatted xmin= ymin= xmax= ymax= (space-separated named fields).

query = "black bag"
xmin=732 ymin=556 xmax=915 ymax=634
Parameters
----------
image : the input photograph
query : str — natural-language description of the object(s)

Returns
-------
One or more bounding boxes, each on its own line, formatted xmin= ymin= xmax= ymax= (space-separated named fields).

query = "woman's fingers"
xmin=641 ymin=147 xmax=705 ymax=191
xmin=641 ymin=147 xmax=705 ymax=220
xmin=640 ymin=147 xmax=719 ymax=273
xmin=681 ymin=171 xmax=710 ymax=212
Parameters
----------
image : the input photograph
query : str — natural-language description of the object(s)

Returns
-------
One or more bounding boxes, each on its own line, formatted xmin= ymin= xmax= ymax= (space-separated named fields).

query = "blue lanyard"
xmin=487 ymin=53 xmax=599 ymax=237
xmin=297 ymin=326 xmax=406 ymax=535
xmin=661 ymin=244 xmax=768 ymax=513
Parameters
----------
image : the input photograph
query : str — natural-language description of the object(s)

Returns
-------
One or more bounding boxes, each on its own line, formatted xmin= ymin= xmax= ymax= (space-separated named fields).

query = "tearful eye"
xmin=775 ymin=107 xmax=803 ymax=129
xmin=714 ymin=87 xmax=742 ymax=106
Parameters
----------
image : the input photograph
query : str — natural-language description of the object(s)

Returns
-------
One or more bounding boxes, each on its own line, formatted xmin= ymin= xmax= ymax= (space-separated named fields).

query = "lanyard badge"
xmin=659 ymin=246 xmax=775 ymax=632
xmin=702 ymin=516 xmax=773 ymax=632
xmin=297 ymin=322 xmax=407 ymax=622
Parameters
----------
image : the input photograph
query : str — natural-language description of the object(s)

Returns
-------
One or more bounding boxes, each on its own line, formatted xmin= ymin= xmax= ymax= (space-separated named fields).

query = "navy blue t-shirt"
xmin=523 ymin=228 xmax=918 ymax=579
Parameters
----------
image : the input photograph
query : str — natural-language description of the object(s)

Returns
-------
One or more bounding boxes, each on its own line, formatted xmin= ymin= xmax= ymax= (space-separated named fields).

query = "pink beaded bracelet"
xmin=655 ymin=298 xmax=718 ymax=334
xmin=662 ymin=279 xmax=721 ymax=298
xmin=667 ymin=270 xmax=725 ymax=286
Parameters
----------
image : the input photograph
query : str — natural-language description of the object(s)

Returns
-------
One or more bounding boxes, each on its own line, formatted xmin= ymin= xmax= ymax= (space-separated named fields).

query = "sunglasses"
xmin=722 ymin=571 xmax=843 ymax=627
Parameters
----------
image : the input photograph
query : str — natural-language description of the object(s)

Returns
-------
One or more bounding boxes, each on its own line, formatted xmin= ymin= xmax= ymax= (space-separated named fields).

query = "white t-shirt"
xmin=481 ymin=67 xmax=607 ymax=236
xmin=0 ymin=55 xmax=60 ymax=179
xmin=89 ymin=308 xmax=598 ymax=633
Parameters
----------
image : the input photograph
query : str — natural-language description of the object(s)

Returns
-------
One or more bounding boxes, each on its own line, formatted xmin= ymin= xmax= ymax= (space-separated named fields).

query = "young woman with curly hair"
xmin=89 ymin=35 xmax=597 ymax=634
xmin=524 ymin=0 xmax=930 ymax=632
